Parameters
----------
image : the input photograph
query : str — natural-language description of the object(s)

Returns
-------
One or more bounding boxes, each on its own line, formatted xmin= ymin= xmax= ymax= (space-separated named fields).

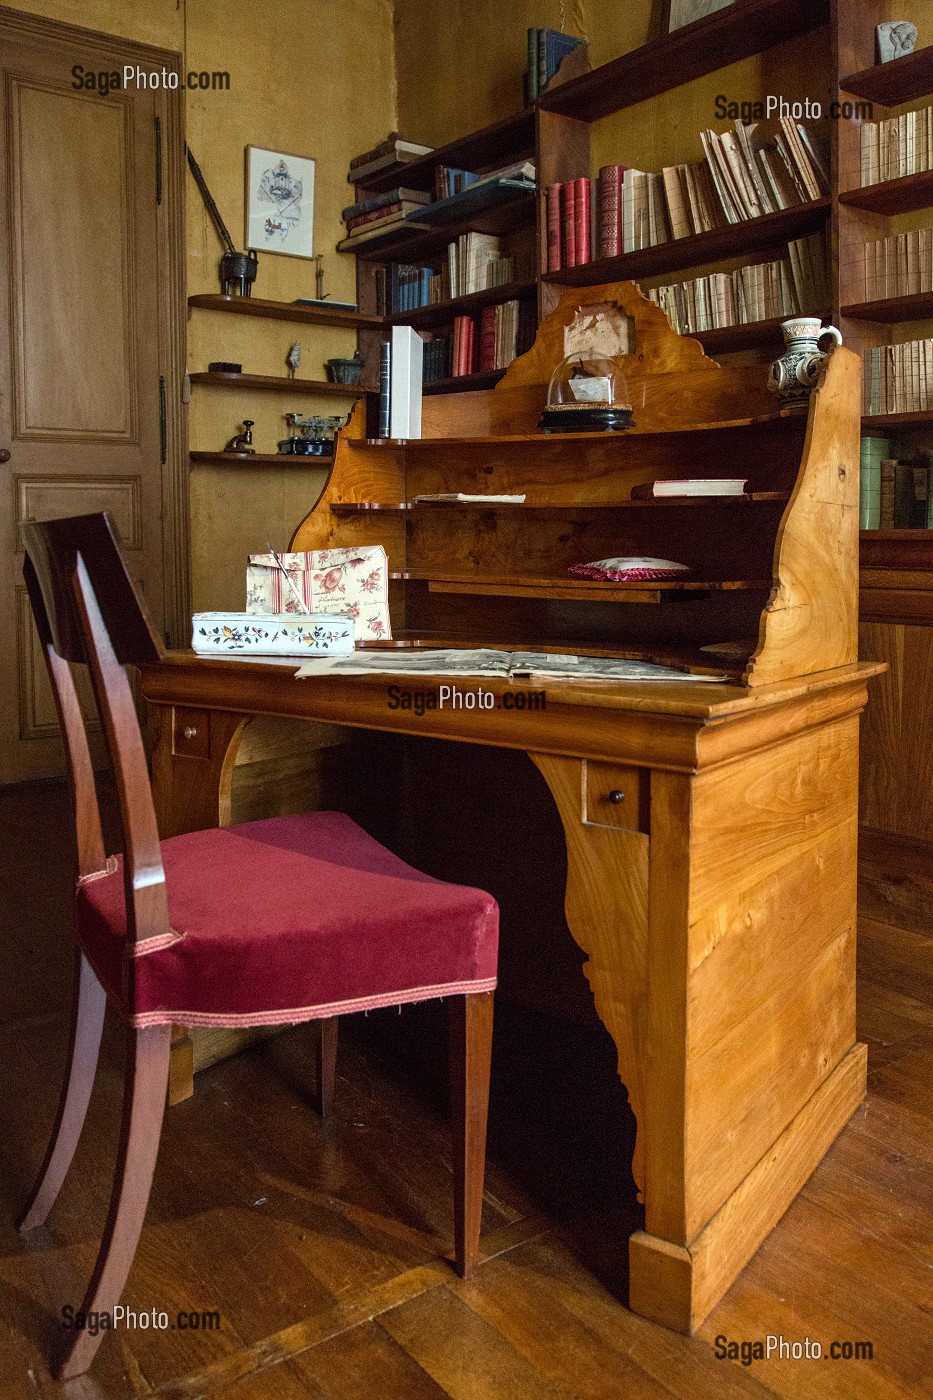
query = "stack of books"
xmin=346 ymin=133 xmax=433 ymax=185
xmin=546 ymin=119 xmax=829 ymax=269
xmin=859 ymin=105 xmax=933 ymax=186
xmin=526 ymin=28 xmax=583 ymax=101
xmin=338 ymin=187 xmax=433 ymax=251
xmin=864 ymin=339 xmax=933 ymax=416
xmin=647 ymin=232 xmax=828 ymax=333
xmin=863 ymin=225 xmax=933 ymax=300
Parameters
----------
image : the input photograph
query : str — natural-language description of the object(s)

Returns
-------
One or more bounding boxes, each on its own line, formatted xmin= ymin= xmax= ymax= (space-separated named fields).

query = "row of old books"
xmin=646 ymin=233 xmax=829 ymax=334
xmin=859 ymin=105 xmax=933 ymax=187
xmin=860 ymin=447 xmax=933 ymax=529
xmin=525 ymin=28 xmax=582 ymax=102
xmin=545 ymin=119 xmax=828 ymax=269
xmin=862 ymin=225 xmax=933 ymax=301
xmin=421 ymin=300 xmax=535 ymax=383
xmin=863 ymin=339 xmax=933 ymax=416
xmin=373 ymin=242 xmax=533 ymax=315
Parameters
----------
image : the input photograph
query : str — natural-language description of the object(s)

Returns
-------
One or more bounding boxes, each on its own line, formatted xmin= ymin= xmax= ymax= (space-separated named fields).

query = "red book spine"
xmin=616 ymin=167 xmax=626 ymax=256
xmin=465 ymin=317 xmax=476 ymax=374
xmin=546 ymin=183 xmax=562 ymax=272
xmin=453 ymin=317 xmax=463 ymax=376
xmin=598 ymin=166 xmax=619 ymax=261
xmin=574 ymin=176 xmax=591 ymax=265
xmin=479 ymin=306 xmax=497 ymax=372
xmin=561 ymin=181 xmax=577 ymax=268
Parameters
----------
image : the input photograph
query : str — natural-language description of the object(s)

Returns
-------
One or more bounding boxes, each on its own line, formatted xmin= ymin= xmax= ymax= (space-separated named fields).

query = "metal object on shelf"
xmin=325 ymin=350 xmax=364 ymax=385
xmin=208 ymin=361 xmax=242 ymax=374
xmin=277 ymin=411 xmax=346 ymax=458
xmin=224 ymin=419 xmax=255 ymax=454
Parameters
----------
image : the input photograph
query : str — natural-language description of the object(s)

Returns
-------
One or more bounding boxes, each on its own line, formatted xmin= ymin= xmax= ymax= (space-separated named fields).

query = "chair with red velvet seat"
xmin=18 ymin=512 xmax=498 ymax=1381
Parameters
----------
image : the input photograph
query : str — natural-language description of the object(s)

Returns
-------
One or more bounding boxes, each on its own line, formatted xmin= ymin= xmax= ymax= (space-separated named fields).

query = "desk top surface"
xmin=141 ymin=652 xmax=883 ymax=774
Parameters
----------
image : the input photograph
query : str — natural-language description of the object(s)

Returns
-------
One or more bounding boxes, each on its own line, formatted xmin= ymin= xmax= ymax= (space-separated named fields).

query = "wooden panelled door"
xmin=0 ymin=9 xmax=186 ymax=784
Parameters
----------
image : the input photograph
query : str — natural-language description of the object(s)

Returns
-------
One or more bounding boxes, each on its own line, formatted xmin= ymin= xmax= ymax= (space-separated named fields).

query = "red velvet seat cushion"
xmin=75 ymin=813 xmax=498 ymax=1028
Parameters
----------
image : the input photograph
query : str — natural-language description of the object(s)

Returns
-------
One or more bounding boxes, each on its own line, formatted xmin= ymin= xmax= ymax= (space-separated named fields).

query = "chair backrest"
xmin=21 ymin=513 xmax=170 ymax=955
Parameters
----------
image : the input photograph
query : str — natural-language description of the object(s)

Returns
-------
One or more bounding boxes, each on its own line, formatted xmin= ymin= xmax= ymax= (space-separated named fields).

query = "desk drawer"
xmin=584 ymin=761 xmax=649 ymax=833
xmin=172 ymin=707 xmax=211 ymax=760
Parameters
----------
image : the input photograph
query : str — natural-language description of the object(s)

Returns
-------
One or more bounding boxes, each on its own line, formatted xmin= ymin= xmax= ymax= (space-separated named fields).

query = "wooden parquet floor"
xmin=0 ymin=782 xmax=931 ymax=1399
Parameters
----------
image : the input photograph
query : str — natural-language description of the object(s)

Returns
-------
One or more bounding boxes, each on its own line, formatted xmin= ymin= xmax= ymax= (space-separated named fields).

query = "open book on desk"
xmin=295 ymin=649 xmax=727 ymax=682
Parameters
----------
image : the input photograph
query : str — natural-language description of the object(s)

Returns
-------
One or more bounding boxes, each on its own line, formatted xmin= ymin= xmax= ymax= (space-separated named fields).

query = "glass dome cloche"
xmin=538 ymin=351 xmax=634 ymax=433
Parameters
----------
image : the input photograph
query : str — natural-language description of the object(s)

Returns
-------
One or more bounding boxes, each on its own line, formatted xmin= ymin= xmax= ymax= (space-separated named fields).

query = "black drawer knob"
xmin=609 ymin=790 xmax=625 ymax=804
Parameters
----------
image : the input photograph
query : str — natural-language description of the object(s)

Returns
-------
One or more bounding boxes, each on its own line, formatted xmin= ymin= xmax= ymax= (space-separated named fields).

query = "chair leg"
xmin=54 ymin=1022 xmax=171 ymax=1381
xmin=448 ymin=991 xmax=494 ymax=1279
xmin=313 ymin=1016 xmax=338 ymax=1118
xmin=19 ymin=952 xmax=106 ymax=1232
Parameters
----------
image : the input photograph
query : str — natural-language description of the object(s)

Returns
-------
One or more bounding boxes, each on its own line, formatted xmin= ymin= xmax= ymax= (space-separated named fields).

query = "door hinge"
xmin=159 ymin=376 xmax=167 ymax=464
xmin=154 ymin=116 xmax=163 ymax=205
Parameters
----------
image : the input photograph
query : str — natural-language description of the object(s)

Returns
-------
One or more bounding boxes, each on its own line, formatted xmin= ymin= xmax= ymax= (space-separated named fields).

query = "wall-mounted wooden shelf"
xmin=188 ymin=371 xmax=373 ymax=396
xmin=841 ymin=46 xmax=933 ymax=106
xmin=544 ymin=200 xmax=830 ymax=286
xmin=187 ymin=294 xmax=384 ymax=330
xmin=842 ymin=291 xmax=933 ymax=323
xmin=838 ymin=170 xmax=933 ymax=216
xmin=189 ymin=450 xmax=334 ymax=466
xmin=538 ymin=0 xmax=829 ymax=120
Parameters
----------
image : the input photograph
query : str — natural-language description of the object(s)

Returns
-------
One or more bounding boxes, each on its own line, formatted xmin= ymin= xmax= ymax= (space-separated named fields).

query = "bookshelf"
xmin=343 ymin=2 xmax=842 ymax=394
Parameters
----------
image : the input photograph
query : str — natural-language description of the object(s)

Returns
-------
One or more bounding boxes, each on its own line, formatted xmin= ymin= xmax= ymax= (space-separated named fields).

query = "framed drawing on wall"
xmin=666 ymin=0 xmax=736 ymax=33
xmin=245 ymin=146 xmax=315 ymax=258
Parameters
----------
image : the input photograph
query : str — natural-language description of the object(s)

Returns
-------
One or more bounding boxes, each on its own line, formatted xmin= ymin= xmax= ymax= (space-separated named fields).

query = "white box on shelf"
xmin=390 ymin=324 xmax=423 ymax=439
xmin=192 ymin=612 xmax=355 ymax=656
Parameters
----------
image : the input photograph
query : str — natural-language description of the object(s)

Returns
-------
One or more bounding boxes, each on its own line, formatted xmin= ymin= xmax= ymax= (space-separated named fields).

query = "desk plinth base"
xmin=629 ymin=1042 xmax=867 ymax=1333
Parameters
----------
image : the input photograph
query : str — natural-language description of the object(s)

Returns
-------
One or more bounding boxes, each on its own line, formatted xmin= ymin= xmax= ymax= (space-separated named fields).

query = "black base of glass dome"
xmin=537 ymin=406 xmax=635 ymax=433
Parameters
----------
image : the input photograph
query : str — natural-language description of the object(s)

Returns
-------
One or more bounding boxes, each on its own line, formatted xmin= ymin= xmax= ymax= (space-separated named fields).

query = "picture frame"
xmin=245 ymin=145 xmax=315 ymax=259
xmin=665 ymin=0 xmax=737 ymax=34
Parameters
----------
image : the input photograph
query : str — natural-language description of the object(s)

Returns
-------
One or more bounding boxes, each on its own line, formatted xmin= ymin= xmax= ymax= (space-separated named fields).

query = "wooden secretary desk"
xmin=142 ymin=281 xmax=879 ymax=1333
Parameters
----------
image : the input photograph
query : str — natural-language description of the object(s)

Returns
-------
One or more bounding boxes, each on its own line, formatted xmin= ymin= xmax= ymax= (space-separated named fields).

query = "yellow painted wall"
xmin=11 ymin=0 xmax=397 ymax=611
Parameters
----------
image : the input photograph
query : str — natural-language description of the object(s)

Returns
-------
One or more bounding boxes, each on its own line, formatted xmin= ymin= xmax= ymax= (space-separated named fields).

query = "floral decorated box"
xmin=192 ymin=613 xmax=355 ymax=656
xmin=246 ymin=545 xmax=391 ymax=641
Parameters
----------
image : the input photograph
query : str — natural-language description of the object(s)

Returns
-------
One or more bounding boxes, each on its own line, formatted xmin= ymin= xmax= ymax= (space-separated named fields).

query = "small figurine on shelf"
xmin=224 ymin=419 xmax=255 ymax=454
xmin=877 ymin=21 xmax=918 ymax=61
xmin=286 ymin=341 xmax=301 ymax=379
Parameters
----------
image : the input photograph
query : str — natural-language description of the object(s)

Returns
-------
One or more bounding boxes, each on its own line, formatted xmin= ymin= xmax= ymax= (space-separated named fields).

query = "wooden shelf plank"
xmin=841 ymin=47 xmax=933 ymax=106
xmin=544 ymin=200 xmax=830 ymax=285
xmin=353 ymin=189 xmax=537 ymax=262
xmin=189 ymin=450 xmax=334 ymax=466
xmin=352 ymin=112 xmax=536 ymax=194
xmin=538 ymin=0 xmax=829 ymax=120
xmin=356 ymin=414 xmax=802 ymax=447
xmin=385 ymin=280 xmax=537 ymax=329
xmin=329 ymin=493 xmax=789 ymax=513
xmin=397 ymin=569 xmax=770 ymax=604
xmin=692 ymin=316 xmax=827 ymax=356
xmin=188 ymin=372 xmax=373 ymax=396
xmin=862 ymin=412 xmax=933 ymax=431
xmin=422 ymin=369 xmax=508 ymax=395
xmin=838 ymin=170 xmax=933 ymax=215
xmin=842 ymin=292 xmax=933 ymax=323
xmin=187 ymin=294 xmax=384 ymax=329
